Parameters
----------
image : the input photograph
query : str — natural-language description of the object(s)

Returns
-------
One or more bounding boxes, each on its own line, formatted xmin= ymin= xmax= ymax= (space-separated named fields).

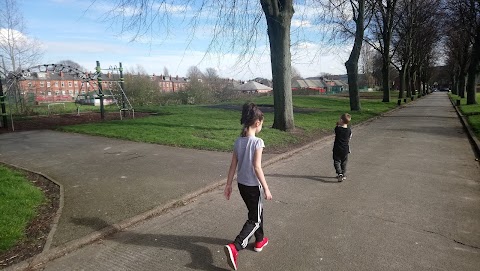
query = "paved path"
xmin=0 ymin=131 xmax=236 ymax=247
xmin=4 ymin=92 xmax=480 ymax=270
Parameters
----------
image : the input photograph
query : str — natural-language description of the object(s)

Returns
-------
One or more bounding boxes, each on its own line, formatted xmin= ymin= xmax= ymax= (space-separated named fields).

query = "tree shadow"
xmin=71 ymin=217 xmax=230 ymax=271
xmin=265 ymin=173 xmax=339 ymax=183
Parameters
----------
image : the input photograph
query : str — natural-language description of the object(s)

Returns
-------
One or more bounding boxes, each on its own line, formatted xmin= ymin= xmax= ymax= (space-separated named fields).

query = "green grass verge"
xmin=449 ymin=93 xmax=480 ymax=138
xmin=59 ymin=94 xmax=397 ymax=152
xmin=0 ymin=165 xmax=45 ymax=252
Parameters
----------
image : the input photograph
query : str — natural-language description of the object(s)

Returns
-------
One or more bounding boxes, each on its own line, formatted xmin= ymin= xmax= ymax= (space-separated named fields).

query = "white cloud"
xmin=0 ymin=28 xmax=31 ymax=43
xmin=292 ymin=19 xmax=313 ymax=28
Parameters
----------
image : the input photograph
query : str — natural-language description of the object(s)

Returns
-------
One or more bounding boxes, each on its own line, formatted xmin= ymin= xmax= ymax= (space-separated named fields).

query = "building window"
xmin=55 ymin=82 xmax=59 ymax=87
xmin=55 ymin=91 xmax=60 ymax=95
xmin=28 ymin=82 xmax=32 ymax=87
xmin=47 ymin=91 xmax=52 ymax=96
xmin=61 ymin=82 xmax=65 ymax=87
xmin=68 ymin=82 xmax=72 ymax=87
xmin=74 ymin=82 xmax=78 ymax=87
xmin=69 ymin=90 xmax=73 ymax=94
xmin=40 ymin=82 xmax=44 ymax=87
xmin=47 ymin=82 xmax=51 ymax=87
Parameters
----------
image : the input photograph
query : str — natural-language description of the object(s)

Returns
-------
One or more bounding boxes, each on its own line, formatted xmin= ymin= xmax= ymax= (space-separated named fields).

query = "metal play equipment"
xmin=0 ymin=61 xmax=134 ymax=131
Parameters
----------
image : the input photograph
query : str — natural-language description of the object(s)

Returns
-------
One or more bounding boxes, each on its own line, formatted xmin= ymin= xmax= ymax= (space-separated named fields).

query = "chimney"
xmin=176 ymin=75 xmax=178 ymax=80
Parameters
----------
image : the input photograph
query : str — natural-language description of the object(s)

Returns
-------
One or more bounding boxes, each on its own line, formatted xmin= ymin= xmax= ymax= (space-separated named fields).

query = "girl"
xmin=224 ymin=102 xmax=273 ymax=270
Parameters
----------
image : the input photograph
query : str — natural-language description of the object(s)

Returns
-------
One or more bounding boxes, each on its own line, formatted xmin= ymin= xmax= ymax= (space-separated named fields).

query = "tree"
xmin=124 ymin=65 xmax=160 ymax=106
xmin=365 ymin=0 xmax=398 ymax=102
xmin=344 ymin=0 xmax=366 ymax=111
xmin=460 ymin=0 xmax=480 ymax=105
xmin=391 ymin=0 xmax=441 ymax=100
xmin=291 ymin=66 xmax=302 ymax=80
xmin=444 ymin=0 xmax=478 ymax=102
xmin=56 ymin=60 xmax=86 ymax=71
xmin=163 ymin=66 xmax=170 ymax=77
xmin=317 ymin=0 xmax=375 ymax=111
xmin=360 ymin=43 xmax=376 ymax=88
xmin=260 ymin=0 xmax=295 ymax=131
xmin=103 ymin=0 xmax=295 ymax=131
xmin=0 ymin=0 xmax=43 ymax=113
xmin=0 ymin=0 xmax=43 ymax=72
xmin=186 ymin=66 xmax=204 ymax=80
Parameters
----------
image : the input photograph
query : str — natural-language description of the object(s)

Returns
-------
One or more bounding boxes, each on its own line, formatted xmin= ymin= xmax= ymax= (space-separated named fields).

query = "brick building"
xmin=150 ymin=74 xmax=189 ymax=92
xmin=17 ymin=71 xmax=118 ymax=103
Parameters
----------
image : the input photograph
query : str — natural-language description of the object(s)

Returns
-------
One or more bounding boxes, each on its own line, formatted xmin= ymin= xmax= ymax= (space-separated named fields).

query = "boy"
xmin=333 ymin=113 xmax=352 ymax=182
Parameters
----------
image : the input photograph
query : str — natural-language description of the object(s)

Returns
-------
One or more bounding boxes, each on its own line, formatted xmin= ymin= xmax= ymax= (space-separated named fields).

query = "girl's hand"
xmin=224 ymin=184 xmax=232 ymax=200
xmin=264 ymin=188 xmax=272 ymax=200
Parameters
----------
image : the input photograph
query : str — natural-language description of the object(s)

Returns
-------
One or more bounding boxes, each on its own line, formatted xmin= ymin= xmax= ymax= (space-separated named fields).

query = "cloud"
xmin=292 ymin=19 xmax=313 ymax=28
xmin=0 ymin=28 xmax=32 ymax=43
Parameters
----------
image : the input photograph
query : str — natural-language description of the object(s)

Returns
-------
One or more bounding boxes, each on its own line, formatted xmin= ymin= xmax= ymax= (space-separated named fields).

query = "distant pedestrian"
xmin=223 ymin=102 xmax=273 ymax=270
xmin=333 ymin=113 xmax=352 ymax=182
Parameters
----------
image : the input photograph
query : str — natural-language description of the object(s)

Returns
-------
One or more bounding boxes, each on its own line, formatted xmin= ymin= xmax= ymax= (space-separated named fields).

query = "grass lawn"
xmin=59 ymin=93 xmax=397 ymax=152
xmin=6 ymin=102 xmax=120 ymax=119
xmin=0 ymin=165 xmax=45 ymax=252
xmin=449 ymin=93 xmax=480 ymax=138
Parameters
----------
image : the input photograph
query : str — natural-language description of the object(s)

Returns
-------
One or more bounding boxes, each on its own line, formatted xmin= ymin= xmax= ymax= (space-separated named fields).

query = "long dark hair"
xmin=240 ymin=102 xmax=264 ymax=137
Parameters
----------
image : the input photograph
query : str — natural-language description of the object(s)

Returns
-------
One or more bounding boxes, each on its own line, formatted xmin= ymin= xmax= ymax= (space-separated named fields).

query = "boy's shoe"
xmin=224 ymin=244 xmax=238 ymax=270
xmin=342 ymin=175 xmax=347 ymax=181
xmin=254 ymin=237 xmax=269 ymax=252
xmin=337 ymin=174 xmax=344 ymax=182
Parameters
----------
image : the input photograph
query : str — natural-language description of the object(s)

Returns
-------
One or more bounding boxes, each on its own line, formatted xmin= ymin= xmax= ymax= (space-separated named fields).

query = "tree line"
xmin=1 ymin=0 xmax=479 ymax=131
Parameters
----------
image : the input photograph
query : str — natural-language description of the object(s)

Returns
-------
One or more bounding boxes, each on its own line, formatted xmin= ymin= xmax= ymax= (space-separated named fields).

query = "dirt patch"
xmin=0 ymin=111 xmax=153 ymax=133
xmin=0 ymin=167 xmax=60 ymax=268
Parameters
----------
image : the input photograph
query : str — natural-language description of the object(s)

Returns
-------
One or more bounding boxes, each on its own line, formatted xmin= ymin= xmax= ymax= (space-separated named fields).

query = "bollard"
xmin=456 ymin=99 xmax=461 ymax=106
xmin=404 ymin=98 xmax=407 ymax=103
xmin=397 ymin=99 xmax=401 ymax=106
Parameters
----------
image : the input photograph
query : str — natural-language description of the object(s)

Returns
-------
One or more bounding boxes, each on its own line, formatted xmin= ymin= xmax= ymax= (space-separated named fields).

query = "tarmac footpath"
xmin=4 ymin=92 xmax=480 ymax=270
xmin=0 ymin=130 xmax=239 ymax=248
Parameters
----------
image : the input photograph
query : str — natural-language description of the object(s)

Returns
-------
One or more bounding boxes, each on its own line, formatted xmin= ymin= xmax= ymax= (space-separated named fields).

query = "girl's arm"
xmin=253 ymin=147 xmax=272 ymax=200
xmin=224 ymin=152 xmax=238 ymax=200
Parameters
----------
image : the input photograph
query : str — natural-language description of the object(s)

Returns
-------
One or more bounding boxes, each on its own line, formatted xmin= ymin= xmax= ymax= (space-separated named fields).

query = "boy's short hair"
xmin=341 ymin=113 xmax=351 ymax=124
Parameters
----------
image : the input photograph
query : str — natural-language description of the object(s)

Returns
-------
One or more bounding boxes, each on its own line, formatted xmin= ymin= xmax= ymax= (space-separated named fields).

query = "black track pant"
xmin=333 ymin=152 xmax=348 ymax=175
xmin=233 ymin=183 xmax=264 ymax=251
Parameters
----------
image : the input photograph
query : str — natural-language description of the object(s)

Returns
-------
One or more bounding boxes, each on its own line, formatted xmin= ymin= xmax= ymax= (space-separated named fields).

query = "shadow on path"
xmin=266 ymin=173 xmax=339 ymax=183
xmin=71 ymin=217 xmax=229 ymax=271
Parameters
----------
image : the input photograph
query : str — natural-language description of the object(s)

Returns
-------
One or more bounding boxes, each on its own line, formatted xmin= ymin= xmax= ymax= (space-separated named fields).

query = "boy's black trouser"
xmin=233 ymin=183 xmax=264 ymax=251
xmin=333 ymin=152 xmax=348 ymax=175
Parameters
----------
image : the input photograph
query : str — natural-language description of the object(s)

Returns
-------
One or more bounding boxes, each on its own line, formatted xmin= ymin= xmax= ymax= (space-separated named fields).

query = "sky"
xmin=16 ymin=0 xmax=350 ymax=80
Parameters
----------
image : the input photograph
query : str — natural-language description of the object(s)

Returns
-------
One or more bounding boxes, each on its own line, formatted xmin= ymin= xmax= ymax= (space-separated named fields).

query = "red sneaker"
xmin=254 ymin=237 xmax=269 ymax=252
xmin=224 ymin=243 xmax=238 ymax=270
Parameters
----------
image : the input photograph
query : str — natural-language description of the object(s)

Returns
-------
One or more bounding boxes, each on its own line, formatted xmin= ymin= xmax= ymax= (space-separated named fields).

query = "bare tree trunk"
xmin=416 ymin=67 xmax=422 ymax=98
xmin=345 ymin=0 xmax=365 ymax=111
xmin=466 ymin=34 xmax=480 ymax=104
xmin=458 ymin=73 xmax=466 ymax=98
xmin=451 ymin=74 xmax=458 ymax=95
xmin=410 ymin=70 xmax=416 ymax=99
xmin=261 ymin=0 xmax=295 ymax=131
xmin=405 ymin=66 xmax=412 ymax=98
xmin=398 ymin=67 xmax=405 ymax=99
xmin=466 ymin=71 xmax=478 ymax=104
xmin=381 ymin=52 xmax=391 ymax=102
